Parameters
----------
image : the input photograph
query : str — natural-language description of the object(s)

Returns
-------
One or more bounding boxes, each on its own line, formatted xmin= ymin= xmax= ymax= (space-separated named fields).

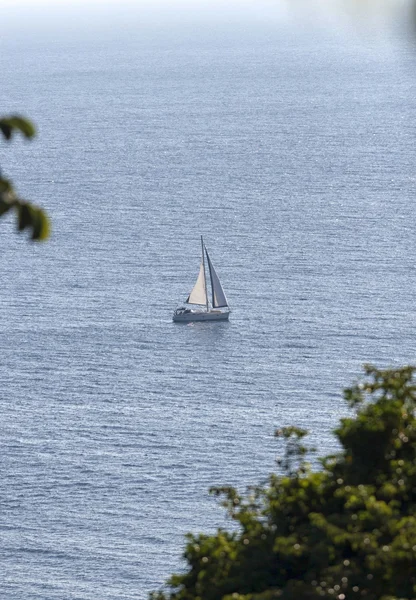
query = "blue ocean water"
xmin=0 ymin=3 xmax=415 ymax=598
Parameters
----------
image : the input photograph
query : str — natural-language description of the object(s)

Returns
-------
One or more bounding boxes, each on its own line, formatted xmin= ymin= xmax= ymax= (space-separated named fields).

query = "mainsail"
xmin=206 ymin=249 xmax=228 ymax=308
xmin=186 ymin=262 xmax=207 ymax=305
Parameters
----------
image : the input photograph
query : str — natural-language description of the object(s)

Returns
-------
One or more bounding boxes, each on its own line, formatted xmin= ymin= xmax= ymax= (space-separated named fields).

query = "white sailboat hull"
xmin=173 ymin=309 xmax=230 ymax=323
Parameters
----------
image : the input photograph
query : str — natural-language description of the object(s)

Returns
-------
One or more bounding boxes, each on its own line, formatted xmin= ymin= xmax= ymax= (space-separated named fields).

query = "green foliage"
xmin=0 ymin=115 xmax=36 ymax=140
xmin=151 ymin=366 xmax=416 ymax=600
xmin=0 ymin=114 xmax=49 ymax=240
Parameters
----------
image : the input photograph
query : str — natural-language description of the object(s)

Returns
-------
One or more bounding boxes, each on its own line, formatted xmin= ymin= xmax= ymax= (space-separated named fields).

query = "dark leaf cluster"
xmin=0 ymin=115 xmax=49 ymax=240
xmin=151 ymin=366 xmax=416 ymax=600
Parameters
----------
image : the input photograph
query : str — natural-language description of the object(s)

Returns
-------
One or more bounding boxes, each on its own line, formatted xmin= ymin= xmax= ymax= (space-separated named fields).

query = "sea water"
xmin=0 ymin=3 xmax=415 ymax=598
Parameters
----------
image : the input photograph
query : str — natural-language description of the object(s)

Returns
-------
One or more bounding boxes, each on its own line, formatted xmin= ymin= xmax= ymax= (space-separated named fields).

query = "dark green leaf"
xmin=17 ymin=203 xmax=32 ymax=231
xmin=0 ymin=116 xmax=36 ymax=140
xmin=30 ymin=206 xmax=50 ymax=241
xmin=0 ymin=200 xmax=12 ymax=217
xmin=0 ymin=177 xmax=12 ymax=195
xmin=0 ymin=122 xmax=12 ymax=140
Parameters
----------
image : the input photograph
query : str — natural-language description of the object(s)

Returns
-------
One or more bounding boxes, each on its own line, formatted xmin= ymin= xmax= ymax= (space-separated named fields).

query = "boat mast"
xmin=201 ymin=235 xmax=209 ymax=313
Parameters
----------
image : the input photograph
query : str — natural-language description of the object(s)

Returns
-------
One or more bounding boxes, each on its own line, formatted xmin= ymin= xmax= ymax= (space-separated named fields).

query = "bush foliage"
xmin=151 ymin=366 xmax=416 ymax=600
xmin=0 ymin=115 xmax=49 ymax=240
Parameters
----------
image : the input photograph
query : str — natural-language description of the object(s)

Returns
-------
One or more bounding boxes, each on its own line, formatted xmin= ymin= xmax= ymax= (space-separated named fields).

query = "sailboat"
xmin=173 ymin=237 xmax=231 ymax=322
